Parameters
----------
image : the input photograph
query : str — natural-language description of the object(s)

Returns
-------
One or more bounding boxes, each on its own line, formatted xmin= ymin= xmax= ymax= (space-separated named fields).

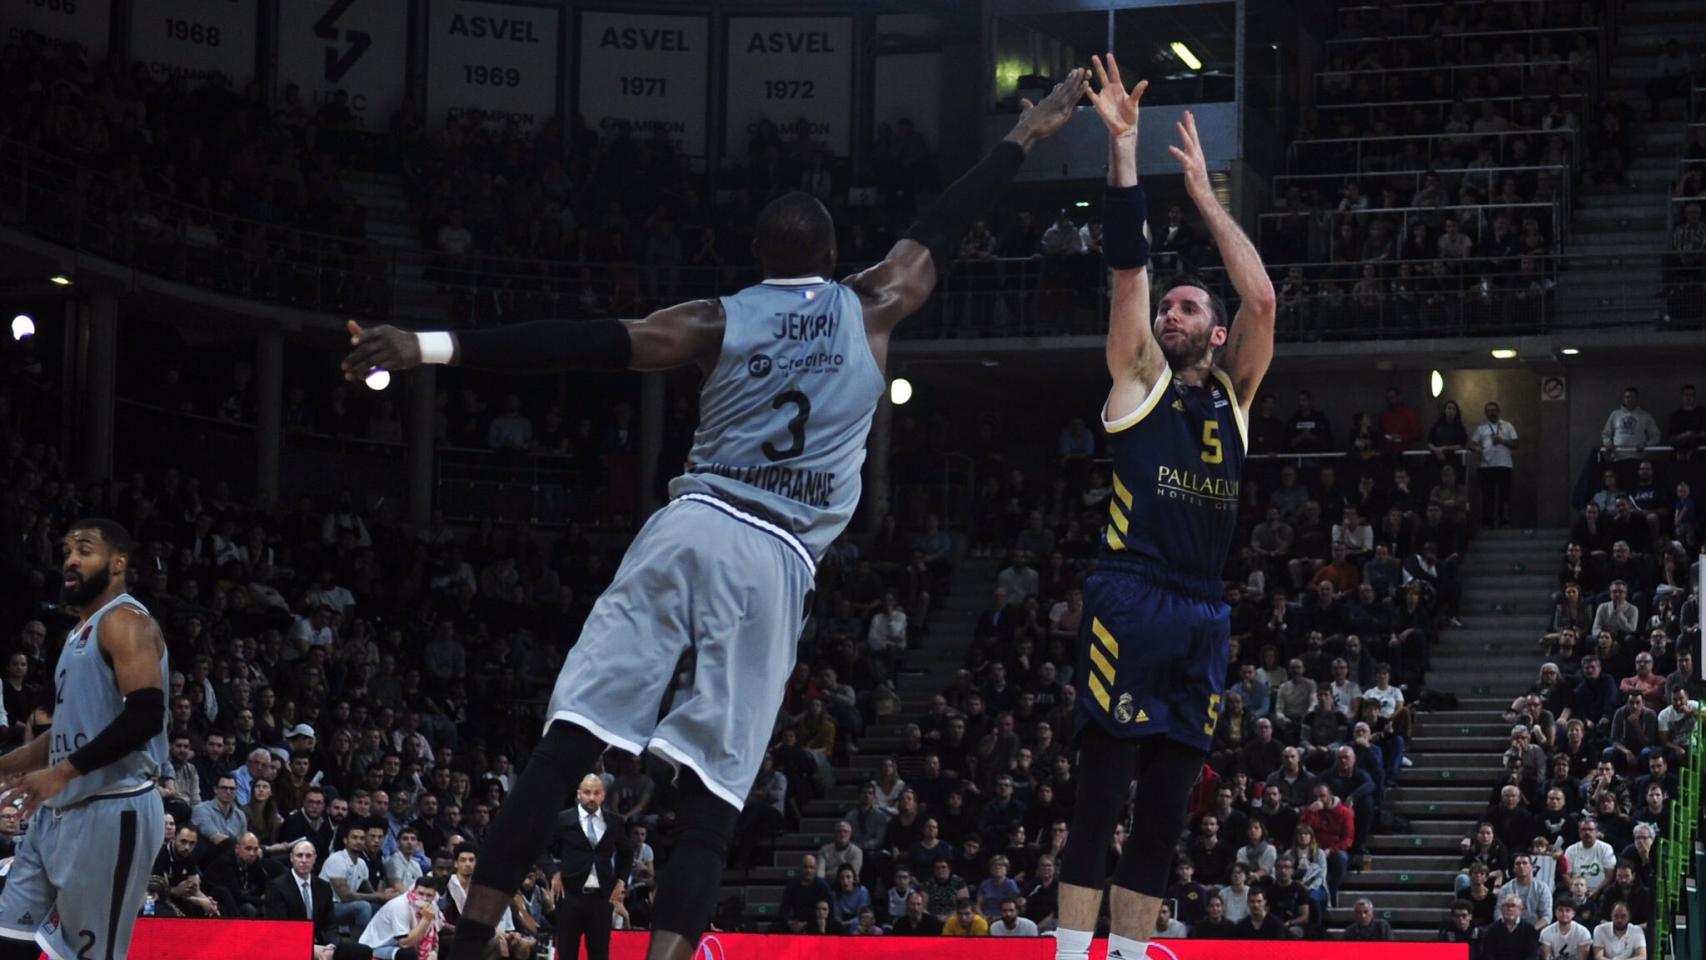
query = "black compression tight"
xmin=1058 ymin=726 xmax=1208 ymax=898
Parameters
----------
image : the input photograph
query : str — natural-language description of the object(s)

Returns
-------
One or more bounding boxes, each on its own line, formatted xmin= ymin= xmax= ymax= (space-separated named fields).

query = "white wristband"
xmin=416 ymin=331 xmax=455 ymax=365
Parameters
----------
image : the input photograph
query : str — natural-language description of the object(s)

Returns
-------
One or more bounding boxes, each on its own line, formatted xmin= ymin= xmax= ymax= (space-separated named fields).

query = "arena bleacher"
xmin=0 ymin=2 xmax=1701 ymax=959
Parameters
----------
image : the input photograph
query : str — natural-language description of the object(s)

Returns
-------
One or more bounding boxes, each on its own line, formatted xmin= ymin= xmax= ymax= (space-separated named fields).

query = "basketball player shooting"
xmin=341 ymin=70 xmax=1088 ymax=960
xmin=1049 ymin=54 xmax=1275 ymax=960
xmin=0 ymin=519 xmax=170 ymax=960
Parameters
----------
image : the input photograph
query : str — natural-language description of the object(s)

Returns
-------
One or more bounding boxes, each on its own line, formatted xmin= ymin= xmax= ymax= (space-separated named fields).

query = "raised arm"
xmin=846 ymin=69 xmax=1088 ymax=368
xmin=1085 ymin=53 xmax=1167 ymax=422
xmin=1170 ymin=111 xmax=1276 ymax=410
xmin=340 ymin=297 xmax=727 ymax=381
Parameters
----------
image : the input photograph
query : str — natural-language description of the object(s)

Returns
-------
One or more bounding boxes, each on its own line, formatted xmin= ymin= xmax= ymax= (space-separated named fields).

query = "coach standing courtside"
xmin=549 ymin=775 xmax=634 ymax=960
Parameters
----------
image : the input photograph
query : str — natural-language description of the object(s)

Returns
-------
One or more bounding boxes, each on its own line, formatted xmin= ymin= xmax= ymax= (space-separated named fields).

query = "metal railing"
xmin=1258 ymin=201 xmax=1564 ymax=260
xmin=1274 ymin=164 xmax=1571 ymax=200
xmin=1314 ymin=90 xmax=1586 ymax=124
xmin=1652 ymin=699 xmax=1702 ymax=957
xmin=1325 ymin=24 xmax=1603 ymax=56
xmin=1288 ymin=128 xmax=1579 ymax=176
xmin=1316 ymin=57 xmax=1582 ymax=101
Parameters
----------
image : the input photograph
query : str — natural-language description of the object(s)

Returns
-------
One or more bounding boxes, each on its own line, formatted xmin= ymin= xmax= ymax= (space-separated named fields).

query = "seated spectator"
xmin=1590 ymin=900 xmax=1647 ymax=960
xmin=357 ymin=876 xmax=441 ymax=960
xmin=1480 ymin=895 xmax=1542 ymax=960
xmin=890 ymin=890 xmax=943 ymax=935
xmin=1191 ymin=894 xmax=1237 ymax=939
xmin=942 ymin=898 xmax=990 ymax=937
xmin=1343 ymin=897 xmax=1392 ymax=940
xmin=988 ymin=898 xmax=1038 ymax=937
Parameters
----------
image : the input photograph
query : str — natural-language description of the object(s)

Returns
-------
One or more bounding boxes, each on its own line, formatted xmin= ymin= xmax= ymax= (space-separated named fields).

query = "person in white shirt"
xmin=1590 ymin=901 xmax=1646 ymax=959
xmin=448 ymin=844 xmax=533 ymax=957
xmin=1473 ymin=401 xmax=1519 ymax=528
xmin=1151 ymin=903 xmax=1187 ymax=939
xmin=1539 ymin=897 xmax=1593 ymax=960
xmin=359 ymin=876 xmax=442 ymax=960
xmin=320 ymin=826 xmax=381 ymax=930
xmin=989 ymin=897 xmax=1039 ymax=937
xmin=1601 ymin=388 xmax=1662 ymax=463
xmin=865 ymin=592 xmax=908 ymax=675
xmin=1038 ymin=210 xmax=1087 ymax=256
xmin=384 ymin=828 xmax=428 ymax=893
xmin=1564 ymin=819 xmax=1619 ymax=896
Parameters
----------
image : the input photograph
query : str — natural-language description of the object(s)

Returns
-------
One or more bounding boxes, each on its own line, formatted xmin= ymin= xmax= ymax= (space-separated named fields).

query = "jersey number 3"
xmin=1200 ymin=421 xmax=1224 ymax=465
xmin=763 ymin=390 xmax=812 ymax=462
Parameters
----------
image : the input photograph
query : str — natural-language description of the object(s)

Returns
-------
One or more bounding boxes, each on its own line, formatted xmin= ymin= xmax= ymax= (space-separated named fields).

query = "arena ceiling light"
xmin=364 ymin=369 xmax=391 ymax=391
xmin=1169 ymin=41 xmax=1203 ymax=71
xmin=48 ymin=274 xmax=71 ymax=286
xmin=1490 ymin=348 xmax=1518 ymax=360
xmin=1560 ymin=347 xmax=1581 ymax=356
xmin=10 ymin=315 xmax=33 ymax=341
xmin=1430 ymin=370 xmax=1444 ymax=398
xmin=890 ymin=378 xmax=913 ymax=405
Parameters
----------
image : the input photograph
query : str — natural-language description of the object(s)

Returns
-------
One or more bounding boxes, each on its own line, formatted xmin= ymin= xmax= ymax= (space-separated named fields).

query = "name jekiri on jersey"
xmin=671 ymin=278 xmax=884 ymax=560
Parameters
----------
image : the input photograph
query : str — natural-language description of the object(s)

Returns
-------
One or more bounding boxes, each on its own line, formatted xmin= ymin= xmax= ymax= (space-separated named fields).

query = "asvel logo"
xmin=747 ymin=355 xmax=773 ymax=378
xmin=315 ymin=0 xmax=372 ymax=83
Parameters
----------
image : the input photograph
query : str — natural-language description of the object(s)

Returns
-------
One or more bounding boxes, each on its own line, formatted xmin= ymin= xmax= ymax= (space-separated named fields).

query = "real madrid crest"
xmin=1114 ymin=693 xmax=1135 ymax=724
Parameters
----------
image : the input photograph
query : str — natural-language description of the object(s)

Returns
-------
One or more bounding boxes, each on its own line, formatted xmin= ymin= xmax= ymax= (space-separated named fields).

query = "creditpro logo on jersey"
xmin=748 ymin=351 xmax=846 ymax=377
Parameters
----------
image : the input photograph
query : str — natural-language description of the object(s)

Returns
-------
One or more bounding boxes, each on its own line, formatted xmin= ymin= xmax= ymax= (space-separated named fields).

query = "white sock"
xmin=1107 ymin=932 xmax=1150 ymax=959
xmin=1054 ymin=926 xmax=1093 ymax=960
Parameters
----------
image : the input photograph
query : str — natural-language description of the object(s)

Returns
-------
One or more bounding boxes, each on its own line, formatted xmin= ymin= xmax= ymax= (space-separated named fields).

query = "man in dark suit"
xmin=264 ymin=840 xmax=372 ymax=960
xmin=549 ymin=774 xmax=633 ymax=960
xmin=204 ymin=832 xmax=282 ymax=918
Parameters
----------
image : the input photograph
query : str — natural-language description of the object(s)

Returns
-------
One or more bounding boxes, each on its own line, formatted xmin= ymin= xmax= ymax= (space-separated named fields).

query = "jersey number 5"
xmin=1200 ymin=421 xmax=1223 ymax=465
xmin=762 ymin=390 xmax=812 ymax=462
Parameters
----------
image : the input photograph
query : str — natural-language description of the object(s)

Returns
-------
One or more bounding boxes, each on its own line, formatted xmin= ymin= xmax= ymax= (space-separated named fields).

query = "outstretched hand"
xmin=1169 ymin=110 xmax=1213 ymax=200
xmin=1086 ymin=54 xmax=1148 ymax=139
xmin=1007 ymin=68 xmax=1088 ymax=151
xmin=340 ymin=319 xmax=423 ymax=382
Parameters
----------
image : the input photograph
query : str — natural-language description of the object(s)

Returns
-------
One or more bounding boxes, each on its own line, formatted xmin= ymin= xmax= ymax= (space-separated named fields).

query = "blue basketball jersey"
xmin=48 ymin=593 xmax=170 ymax=808
xmin=669 ymin=277 xmax=885 ymax=561
xmin=1099 ymin=367 xmax=1248 ymax=588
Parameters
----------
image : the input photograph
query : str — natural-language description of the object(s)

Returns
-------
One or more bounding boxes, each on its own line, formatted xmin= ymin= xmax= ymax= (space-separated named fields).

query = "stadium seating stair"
xmin=340 ymin=170 xmax=455 ymax=323
xmin=728 ymin=556 xmax=1005 ymax=925
xmin=1329 ymin=526 xmax=1569 ymax=940
xmin=1553 ymin=0 xmax=1703 ymax=327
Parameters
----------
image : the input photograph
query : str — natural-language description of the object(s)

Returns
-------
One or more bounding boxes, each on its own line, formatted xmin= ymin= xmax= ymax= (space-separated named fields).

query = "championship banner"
xmin=578 ymin=11 xmax=709 ymax=159
xmin=129 ymin=0 xmax=258 ymax=85
xmin=8 ymin=0 xmax=109 ymax=63
xmin=724 ymin=16 xmax=854 ymax=157
xmin=427 ymin=0 xmax=560 ymax=132
xmin=277 ymin=0 xmax=408 ymax=131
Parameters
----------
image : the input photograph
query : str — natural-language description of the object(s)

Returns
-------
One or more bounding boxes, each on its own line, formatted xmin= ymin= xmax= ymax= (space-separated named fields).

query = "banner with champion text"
xmin=277 ymin=0 xmax=409 ymax=132
xmin=578 ymin=10 xmax=709 ymax=160
xmin=593 ymin=931 xmax=1471 ymax=960
xmin=724 ymin=16 xmax=854 ymax=158
xmin=7 ymin=0 xmax=109 ymax=63
xmin=129 ymin=0 xmax=258 ymax=86
xmin=427 ymin=0 xmax=560 ymax=132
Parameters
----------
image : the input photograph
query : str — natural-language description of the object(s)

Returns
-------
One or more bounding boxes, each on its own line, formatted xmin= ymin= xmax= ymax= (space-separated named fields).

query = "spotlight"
xmin=48 ymin=274 xmax=71 ymax=286
xmin=1170 ymin=41 xmax=1203 ymax=71
xmin=1430 ymin=370 xmax=1444 ymax=398
xmin=1560 ymin=348 xmax=1580 ymax=356
xmin=889 ymin=378 xmax=913 ymax=406
xmin=10 ymin=315 xmax=33 ymax=341
xmin=364 ymin=369 xmax=391 ymax=391
xmin=1490 ymin=348 xmax=1517 ymax=360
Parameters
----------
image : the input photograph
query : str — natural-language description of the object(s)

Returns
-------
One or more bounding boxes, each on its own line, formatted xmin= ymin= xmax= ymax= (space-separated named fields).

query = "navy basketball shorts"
xmin=1075 ymin=563 xmax=1230 ymax=753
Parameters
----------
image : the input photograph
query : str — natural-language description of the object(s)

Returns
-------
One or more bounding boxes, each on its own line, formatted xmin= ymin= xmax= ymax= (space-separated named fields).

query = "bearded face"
xmin=1153 ymin=283 xmax=1226 ymax=371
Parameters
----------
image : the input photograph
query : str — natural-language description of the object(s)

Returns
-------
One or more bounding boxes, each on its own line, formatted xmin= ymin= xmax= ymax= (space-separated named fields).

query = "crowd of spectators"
xmin=750 ymin=385 xmax=1498 ymax=941
xmin=1436 ymin=411 xmax=1705 ymax=957
xmin=0 ymin=31 xmax=943 ymax=329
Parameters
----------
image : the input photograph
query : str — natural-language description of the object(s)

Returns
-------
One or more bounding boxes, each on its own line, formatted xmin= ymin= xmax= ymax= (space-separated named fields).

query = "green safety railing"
xmin=1656 ymin=719 xmax=1703 ymax=959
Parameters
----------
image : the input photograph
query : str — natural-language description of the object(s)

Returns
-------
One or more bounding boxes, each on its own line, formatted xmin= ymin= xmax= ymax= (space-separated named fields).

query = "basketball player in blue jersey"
xmin=0 ymin=519 xmax=169 ymax=960
xmin=340 ymin=72 xmax=1088 ymax=960
xmin=1049 ymin=55 xmax=1276 ymax=960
